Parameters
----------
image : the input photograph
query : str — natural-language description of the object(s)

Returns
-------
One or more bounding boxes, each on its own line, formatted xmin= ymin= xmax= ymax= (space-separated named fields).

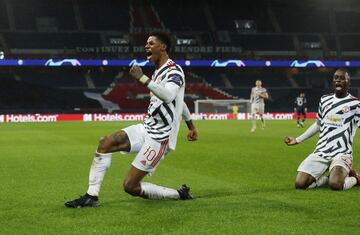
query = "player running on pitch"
xmin=285 ymin=68 xmax=360 ymax=190
xmin=65 ymin=32 xmax=198 ymax=208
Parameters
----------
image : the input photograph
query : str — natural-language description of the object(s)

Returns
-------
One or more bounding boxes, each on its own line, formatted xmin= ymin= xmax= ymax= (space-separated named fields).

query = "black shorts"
xmin=296 ymin=108 xmax=306 ymax=116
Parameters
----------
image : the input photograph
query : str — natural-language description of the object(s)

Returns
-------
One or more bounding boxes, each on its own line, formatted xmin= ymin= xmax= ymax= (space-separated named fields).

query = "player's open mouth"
xmin=146 ymin=51 xmax=152 ymax=59
xmin=335 ymin=83 xmax=343 ymax=90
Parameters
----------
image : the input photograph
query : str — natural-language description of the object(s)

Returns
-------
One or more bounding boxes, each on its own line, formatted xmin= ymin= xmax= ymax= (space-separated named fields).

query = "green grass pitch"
xmin=1 ymin=120 xmax=360 ymax=234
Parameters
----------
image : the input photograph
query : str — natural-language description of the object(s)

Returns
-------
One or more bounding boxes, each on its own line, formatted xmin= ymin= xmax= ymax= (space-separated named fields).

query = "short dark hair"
xmin=149 ymin=32 xmax=172 ymax=53
xmin=335 ymin=68 xmax=349 ymax=74
xmin=334 ymin=68 xmax=350 ymax=79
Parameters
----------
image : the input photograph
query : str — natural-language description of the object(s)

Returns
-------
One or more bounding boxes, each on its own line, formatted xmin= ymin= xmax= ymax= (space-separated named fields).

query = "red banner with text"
xmin=0 ymin=112 xmax=316 ymax=123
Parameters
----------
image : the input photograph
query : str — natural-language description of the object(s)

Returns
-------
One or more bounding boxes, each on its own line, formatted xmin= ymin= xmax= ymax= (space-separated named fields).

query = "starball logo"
xmin=45 ymin=59 xmax=81 ymax=66
xmin=290 ymin=60 xmax=325 ymax=68
xmin=211 ymin=60 xmax=246 ymax=67
xmin=129 ymin=59 xmax=150 ymax=66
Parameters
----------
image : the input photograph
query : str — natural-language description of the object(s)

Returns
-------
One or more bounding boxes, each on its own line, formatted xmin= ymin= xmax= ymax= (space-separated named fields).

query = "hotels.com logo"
xmin=4 ymin=114 xmax=58 ymax=122
xmin=83 ymin=114 xmax=93 ymax=122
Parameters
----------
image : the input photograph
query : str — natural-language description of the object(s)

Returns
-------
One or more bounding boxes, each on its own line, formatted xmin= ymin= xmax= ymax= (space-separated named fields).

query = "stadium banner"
xmin=0 ymin=59 xmax=359 ymax=67
xmin=75 ymin=46 xmax=243 ymax=54
xmin=0 ymin=112 xmax=317 ymax=123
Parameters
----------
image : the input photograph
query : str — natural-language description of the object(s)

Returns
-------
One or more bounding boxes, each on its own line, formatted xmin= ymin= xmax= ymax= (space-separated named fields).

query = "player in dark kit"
xmin=294 ymin=92 xmax=307 ymax=128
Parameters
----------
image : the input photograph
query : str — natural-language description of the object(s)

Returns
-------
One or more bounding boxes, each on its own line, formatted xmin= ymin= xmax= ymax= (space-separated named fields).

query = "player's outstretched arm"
xmin=285 ymin=121 xmax=320 ymax=146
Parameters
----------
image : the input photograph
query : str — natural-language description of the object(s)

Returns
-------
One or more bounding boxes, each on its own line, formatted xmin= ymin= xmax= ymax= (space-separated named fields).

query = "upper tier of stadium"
xmin=0 ymin=0 xmax=360 ymax=59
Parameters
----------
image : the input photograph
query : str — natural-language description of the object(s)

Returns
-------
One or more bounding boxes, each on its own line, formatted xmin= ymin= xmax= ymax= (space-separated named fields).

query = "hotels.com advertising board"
xmin=0 ymin=112 xmax=317 ymax=123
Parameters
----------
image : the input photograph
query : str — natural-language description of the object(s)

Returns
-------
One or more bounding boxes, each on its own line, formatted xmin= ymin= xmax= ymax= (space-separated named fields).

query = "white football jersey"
xmin=314 ymin=93 xmax=360 ymax=159
xmin=143 ymin=59 xmax=185 ymax=150
xmin=251 ymin=87 xmax=267 ymax=104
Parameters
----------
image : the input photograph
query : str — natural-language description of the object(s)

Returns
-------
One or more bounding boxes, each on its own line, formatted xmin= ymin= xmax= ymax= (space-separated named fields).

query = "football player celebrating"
xmin=285 ymin=68 xmax=360 ymax=190
xmin=65 ymin=32 xmax=198 ymax=208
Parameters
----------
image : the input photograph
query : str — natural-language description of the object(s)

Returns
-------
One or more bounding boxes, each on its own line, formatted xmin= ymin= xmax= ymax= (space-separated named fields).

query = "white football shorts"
xmin=297 ymin=153 xmax=353 ymax=180
xmin=251 ymin=103 xmax=265 ymax=114
xmin=122 ymin=123 xmax=170 ymax=173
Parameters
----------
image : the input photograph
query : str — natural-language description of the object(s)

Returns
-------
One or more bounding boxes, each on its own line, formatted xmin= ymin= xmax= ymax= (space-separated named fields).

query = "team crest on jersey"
xmin=342 ymin=106 xmax=350 ymax=113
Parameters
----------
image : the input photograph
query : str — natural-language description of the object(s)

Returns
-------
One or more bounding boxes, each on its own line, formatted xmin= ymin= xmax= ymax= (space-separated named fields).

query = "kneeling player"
xmin=285 ymin=68 xmax=360 ymax=190
xmin=65 ymin=32 xmax=198 ymax=208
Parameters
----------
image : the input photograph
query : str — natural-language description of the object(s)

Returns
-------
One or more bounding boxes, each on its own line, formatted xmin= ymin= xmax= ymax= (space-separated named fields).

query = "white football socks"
xmin=140 ymin=182 xmax=180 ymax=200
xmin=307 ymin=175 xmax=329 ymax=189
xmin=251 ymin=114 xmax=256 ymax=129
xmin=87 ymin=152 xmax=112 ymax=197
xmin=307 ymin=176 xmax=357 ymax=190
xmin=343 ymin=176 xmax=357 ymax=190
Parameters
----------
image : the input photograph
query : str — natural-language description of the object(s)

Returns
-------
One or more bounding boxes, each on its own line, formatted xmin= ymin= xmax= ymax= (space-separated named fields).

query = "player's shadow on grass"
xmin=193 ymin=186 xmax=331 ymax=199
xmin=194 ymin=188 xmax=237 ymax=199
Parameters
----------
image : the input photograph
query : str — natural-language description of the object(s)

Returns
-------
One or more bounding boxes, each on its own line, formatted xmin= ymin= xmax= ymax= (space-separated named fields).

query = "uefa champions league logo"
xmin=290 ymin=60 xmax=325 ymax=67
xmin=45 ymin=59 xmax=82 ymax=66
xmin=129 ymin=59 xmax=150 ymax=66
xmin=210 ymin=60 xmax=246 ymax=67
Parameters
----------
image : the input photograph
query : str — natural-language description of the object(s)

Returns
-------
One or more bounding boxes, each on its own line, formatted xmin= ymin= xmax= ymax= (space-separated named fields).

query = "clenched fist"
xmin=129 ymin=65 xmax=150 ymax=85
xmin=187 ymin=129 xmax=198 ymax=141
xmin=284 ymin=136 xmax=298 ymax=146
xmin=129 ymin=65 xmax=143 ymax=80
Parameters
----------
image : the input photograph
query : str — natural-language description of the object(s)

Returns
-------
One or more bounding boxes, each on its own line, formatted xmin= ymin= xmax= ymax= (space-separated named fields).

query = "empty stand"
xmin=78 ymin=0 xmax=129 ymax=31
xmin=4 ymin=32 xmax=101 ymax=49
xmin=12 ymin=0 xmax=76 ymax=30
xmin=0 ymin=0 xmax=9 ymax=29
xmin=208 ymin=0 xmax=274 ymax=32
xmin=274 ymin=8 xmax=331 ymax=33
